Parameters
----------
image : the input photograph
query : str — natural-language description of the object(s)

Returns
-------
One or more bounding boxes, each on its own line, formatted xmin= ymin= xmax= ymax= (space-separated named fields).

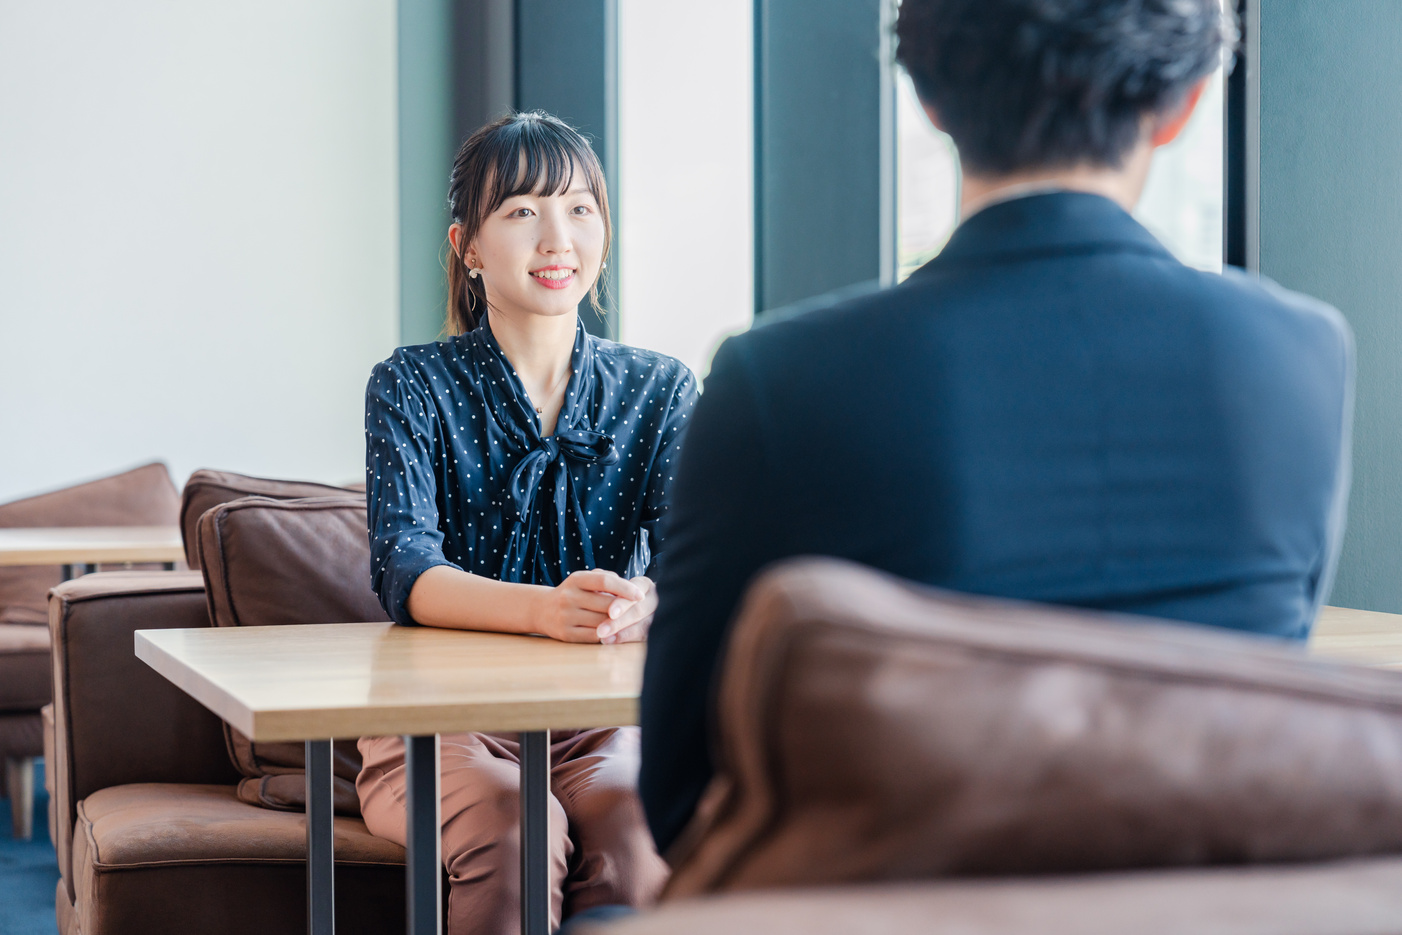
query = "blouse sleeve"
xmin=639 ymin=367 xmax=699 ymax=576
xmin=365 ymin=358 xmax=460 ymax=625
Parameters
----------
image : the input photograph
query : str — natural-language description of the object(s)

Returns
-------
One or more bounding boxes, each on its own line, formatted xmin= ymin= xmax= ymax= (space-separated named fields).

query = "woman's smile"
xmin=531 ymin=265 xmax=577 ymax=290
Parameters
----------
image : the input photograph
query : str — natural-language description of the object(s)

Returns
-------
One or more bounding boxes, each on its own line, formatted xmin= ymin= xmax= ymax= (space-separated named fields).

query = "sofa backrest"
xmin=179 ymin=469 xmax=362 ymax=569
xmin=663 ymin=558 xmax=1402 ymax=898
xmin=195 ymin=495 xmax=387 ymax=815
xmin=0 ymin=462 xmax=179 ymax=625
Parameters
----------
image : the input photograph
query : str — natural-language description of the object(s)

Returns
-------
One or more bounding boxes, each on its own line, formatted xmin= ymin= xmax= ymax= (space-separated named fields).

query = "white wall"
xmin=617 ymin=0 xmax=753 ymax=381
xmin=0 ymin=1 xmax=398 ymax=503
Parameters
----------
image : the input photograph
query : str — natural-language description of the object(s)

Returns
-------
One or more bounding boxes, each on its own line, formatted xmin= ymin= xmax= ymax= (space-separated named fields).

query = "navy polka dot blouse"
xmin=364 ymin=315 xmax=697 ymax=625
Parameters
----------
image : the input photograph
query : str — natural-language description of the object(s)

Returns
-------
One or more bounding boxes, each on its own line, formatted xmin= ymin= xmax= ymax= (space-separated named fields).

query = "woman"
xmin=359 ymin=112 xmax=695 ymax=933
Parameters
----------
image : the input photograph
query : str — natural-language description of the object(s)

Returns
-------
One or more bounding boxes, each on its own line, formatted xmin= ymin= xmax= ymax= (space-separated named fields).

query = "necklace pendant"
xmin=535 ymin=406 xmax=543 ymax=414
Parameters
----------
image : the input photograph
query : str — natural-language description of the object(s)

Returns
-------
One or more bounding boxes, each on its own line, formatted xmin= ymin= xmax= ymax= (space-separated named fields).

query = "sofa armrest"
xmin=49 ymin=571 xmax=238 ymax=900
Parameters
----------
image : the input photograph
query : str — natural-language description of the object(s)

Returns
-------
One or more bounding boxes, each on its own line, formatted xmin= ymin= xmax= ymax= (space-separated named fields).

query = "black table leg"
xmin=162 ymin=561 xmax=176 ymax=571
xmin=406 ymin=734 xmax=442 ymax=935
xmin=306 ymin=739 xmax=335 ymax=935
xmin=520 ymin=730 xmax=550 ymax=935
xmin=61 ymin=564 xmax=73 ymax=582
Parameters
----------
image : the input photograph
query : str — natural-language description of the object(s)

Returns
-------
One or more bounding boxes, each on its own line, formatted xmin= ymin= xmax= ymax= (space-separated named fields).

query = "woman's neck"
xmin=485 ymin=308 xmax=577 ymax=432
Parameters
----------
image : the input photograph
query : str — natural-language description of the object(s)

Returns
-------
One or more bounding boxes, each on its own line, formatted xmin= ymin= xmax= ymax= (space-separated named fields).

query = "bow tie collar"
xmin=469 ymin=316 xmax=617 ymax=584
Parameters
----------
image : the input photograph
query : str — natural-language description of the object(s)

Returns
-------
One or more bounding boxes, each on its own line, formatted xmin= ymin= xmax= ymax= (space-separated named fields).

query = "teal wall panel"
xmin=397 ymin=0 xmax=455 ymax=347
xmin=1259 ymin=3 xmax=1402 ymax=611
xmin=755 ymin=0 xmax=895 ymax=314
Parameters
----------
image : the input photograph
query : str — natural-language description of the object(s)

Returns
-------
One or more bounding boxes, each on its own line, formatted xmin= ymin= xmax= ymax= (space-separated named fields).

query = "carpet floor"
xmin=0 ymin=760 xmax=60 ymax=935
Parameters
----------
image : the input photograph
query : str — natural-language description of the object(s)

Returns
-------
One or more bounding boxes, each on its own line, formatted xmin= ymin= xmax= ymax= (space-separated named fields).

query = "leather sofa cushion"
xmin=665 ymin=558 xmax=1402 ymax=897
xmin=0 ymin=462 xmax=179 ymax=626
xmin=179 ymin=470 xmax=361 ymax=570
xmin=197 ymin=497 xmax=387 ymax=815
xmin=0 ymin=623 xmax=50 ymax=710
xmin=583 ymin=860 xmax=1402 ymax=935
xmin=73 ymin=783 xmax=404 ymax=935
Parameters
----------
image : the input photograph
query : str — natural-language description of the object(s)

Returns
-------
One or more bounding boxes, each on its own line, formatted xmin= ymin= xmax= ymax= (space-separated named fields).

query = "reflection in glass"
xmin=896 ymin=71 xmax=959 ymax=281
xmin=1134 ymin=68 xmax=1225 ymax=272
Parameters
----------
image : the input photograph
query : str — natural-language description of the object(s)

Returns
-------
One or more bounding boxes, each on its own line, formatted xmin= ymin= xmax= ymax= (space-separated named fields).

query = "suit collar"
xmin=920 ymin=191 xmax=1173 ymax=272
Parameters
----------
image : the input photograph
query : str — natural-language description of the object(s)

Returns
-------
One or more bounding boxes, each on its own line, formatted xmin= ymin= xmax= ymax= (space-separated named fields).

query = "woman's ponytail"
xmin=443 ymin=235 xmax=480 ymax=336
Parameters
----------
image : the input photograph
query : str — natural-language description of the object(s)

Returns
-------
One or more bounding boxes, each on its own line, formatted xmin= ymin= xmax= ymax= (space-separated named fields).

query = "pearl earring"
xmin=468 ymin=266 xmax=482 ymax=279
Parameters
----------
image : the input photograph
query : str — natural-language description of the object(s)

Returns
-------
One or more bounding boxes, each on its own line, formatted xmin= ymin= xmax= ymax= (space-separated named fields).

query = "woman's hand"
xmin=597 ymin=576 xmax=657 ymax=644
xmin=536 ymin=569 xmax=646 ymax=643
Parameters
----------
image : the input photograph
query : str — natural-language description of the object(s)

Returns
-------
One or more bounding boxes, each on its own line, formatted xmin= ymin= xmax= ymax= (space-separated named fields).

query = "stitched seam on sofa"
xmin=76 ymin=798 xmax=101 ymax=866
xmin=65 ymin=581 xmax=204 ymax=605
xmin=88 ymin=856 xmax=405 ymax=871
xmin=771 ymin=577 xmax=1402 ymax=707
xmin=802 ymin=619 xmax=1402 ymax=712
xmin=211 ymin=508 xmax=241 ymax=628
xmin=56 ymin=594 xmax=79 ymax=887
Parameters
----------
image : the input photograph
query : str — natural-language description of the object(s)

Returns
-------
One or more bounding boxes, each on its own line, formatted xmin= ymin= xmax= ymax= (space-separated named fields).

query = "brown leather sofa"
xmin=48 ymin=472 xmax=406 ymax=935
xmin=583 ymin=559 xmax=1402 ymax=934
xmin=1 ymin=461 xmax=180 ymax=841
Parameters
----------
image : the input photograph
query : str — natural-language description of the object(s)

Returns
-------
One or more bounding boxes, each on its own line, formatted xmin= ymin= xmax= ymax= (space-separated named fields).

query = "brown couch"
xmin=49 ymin=474 xmax=405 ymax=935
xmin=1 ymin=461 xmax=180 ymax=841
xmin=584 ymin=558 xmax=1402 ymax=934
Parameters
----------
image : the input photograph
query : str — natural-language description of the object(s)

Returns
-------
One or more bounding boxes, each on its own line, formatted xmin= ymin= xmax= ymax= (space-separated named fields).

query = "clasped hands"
xmin=538 ymin=569 xmax=655 ymax=644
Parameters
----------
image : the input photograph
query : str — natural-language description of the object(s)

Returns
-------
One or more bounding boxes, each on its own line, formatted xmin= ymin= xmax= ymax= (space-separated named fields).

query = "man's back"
xmin=641 ymin=192 xmax=1354 ymax=852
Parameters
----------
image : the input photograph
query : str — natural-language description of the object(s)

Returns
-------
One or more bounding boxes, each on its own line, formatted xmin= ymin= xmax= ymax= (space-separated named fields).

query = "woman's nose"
xmin=537 ymin=209 xmax=572 ymax=254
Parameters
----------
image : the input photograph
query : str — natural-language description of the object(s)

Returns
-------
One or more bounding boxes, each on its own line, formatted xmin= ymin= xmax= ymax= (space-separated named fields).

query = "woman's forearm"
xmin=405 ymin=564 xmax=549 ymax=633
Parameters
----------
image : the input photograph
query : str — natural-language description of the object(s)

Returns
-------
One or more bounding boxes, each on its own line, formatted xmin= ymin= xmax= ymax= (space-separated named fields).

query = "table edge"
xmin=134 ymin=628 xmax=642 ymax=741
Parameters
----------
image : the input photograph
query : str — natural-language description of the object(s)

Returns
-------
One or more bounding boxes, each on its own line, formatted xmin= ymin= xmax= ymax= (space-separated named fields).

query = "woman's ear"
xmin=448 ymin=223 xmax=467 ymax=262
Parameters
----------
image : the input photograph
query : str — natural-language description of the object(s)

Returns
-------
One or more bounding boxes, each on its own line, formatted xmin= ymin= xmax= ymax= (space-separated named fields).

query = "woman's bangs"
xmin=484 ymin=122 xmax=607 ymax=214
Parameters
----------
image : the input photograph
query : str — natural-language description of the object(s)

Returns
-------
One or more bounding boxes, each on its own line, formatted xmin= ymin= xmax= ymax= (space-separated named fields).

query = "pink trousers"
xmin=356 ymin=727 xmax=668 ymax=935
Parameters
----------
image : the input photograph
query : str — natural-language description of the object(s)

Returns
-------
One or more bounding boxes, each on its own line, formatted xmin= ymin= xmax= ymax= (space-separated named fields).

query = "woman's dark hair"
xmin=895 ymin=0 xmax=1236 ymax=175
xmin=444 ymin=111 xmax=612 ymax=335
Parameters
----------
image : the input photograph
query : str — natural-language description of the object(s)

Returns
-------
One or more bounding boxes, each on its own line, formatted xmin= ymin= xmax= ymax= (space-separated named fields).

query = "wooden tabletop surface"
xmin=135 ymin=622 xmax=646 ymax=742
xmin=1310 ymin=604 xmax=1402 ymax=669
xmin=0 ymin=525 xmax=185 ymax=566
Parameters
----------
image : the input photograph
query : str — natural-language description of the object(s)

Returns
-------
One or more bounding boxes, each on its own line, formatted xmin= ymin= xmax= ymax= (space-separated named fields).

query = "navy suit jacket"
xmin=640 ymin=192 xmax=1354 ymax=854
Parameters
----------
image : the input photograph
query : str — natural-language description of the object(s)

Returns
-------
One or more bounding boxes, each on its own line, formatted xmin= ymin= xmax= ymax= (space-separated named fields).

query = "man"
xmin=640 ymin=0 xmax=1354 ymax=856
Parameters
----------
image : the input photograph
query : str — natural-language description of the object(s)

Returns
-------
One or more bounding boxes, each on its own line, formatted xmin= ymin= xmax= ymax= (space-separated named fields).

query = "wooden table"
xmin=134 ymin=622 xmax=645 ymax=935
xmin=0 ymin=525 xmax=184 ymax=578
xmin=1309 ymin=604 xmax=1402 ymax=668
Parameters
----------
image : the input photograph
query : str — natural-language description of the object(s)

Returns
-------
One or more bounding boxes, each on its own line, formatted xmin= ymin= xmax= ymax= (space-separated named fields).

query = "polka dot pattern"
xmin=363 ymin=315 xmax=698 ymax=624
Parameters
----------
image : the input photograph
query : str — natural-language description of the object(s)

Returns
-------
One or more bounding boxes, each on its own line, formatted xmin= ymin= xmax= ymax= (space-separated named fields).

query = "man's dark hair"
xmin=895 ymin=0 xmax=1235 ymax=174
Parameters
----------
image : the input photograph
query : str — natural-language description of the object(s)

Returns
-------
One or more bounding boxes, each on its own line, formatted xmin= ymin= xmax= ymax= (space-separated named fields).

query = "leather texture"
xmin=196 ymin=496 xmax=387 ymax=815
xmin=0 ymin=462 xmax=179 ymax=626
xmin=664 ymin=558 xmax=1402 ymax=897
xmin=49 ymin=572 xmax=236 ymax=902
xmin=0 ymin=623 xmax=50 ymax=710
xmin=72 ymin=783 xmax=405 ymax=935
xmin=178 ymin=469 xmax=361 ymax=570
xmin=582 ymin=860 xmax=1402 ymax=935
xmin=0 ymin=710 xmax=42 ymax=761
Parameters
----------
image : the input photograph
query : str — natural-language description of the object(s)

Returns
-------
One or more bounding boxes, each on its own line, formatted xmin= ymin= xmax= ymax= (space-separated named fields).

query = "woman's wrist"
xmin=513 ymin=582 xmax=555 ymax=636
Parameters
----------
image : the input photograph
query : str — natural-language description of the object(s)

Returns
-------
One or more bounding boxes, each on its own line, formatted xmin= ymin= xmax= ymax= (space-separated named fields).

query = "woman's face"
xmin=458 ymin=169 xmax=606 ymax=323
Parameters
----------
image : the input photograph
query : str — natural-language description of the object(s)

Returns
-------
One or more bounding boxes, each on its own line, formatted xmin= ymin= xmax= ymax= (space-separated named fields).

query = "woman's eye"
xmin=572 ymin=205 xmax=592 ymax=215
xmin=509 ymin=207 xmax=534 ymax=218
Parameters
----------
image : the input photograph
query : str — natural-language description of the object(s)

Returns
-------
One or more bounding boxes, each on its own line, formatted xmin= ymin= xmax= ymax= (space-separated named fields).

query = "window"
xmin=897 ymin=66 xmax=1227 ymax=277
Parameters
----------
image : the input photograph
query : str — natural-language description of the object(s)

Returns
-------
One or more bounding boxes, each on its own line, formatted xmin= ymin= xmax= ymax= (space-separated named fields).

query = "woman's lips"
xmin=530 ymin=268 xmax=576 ymax=290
